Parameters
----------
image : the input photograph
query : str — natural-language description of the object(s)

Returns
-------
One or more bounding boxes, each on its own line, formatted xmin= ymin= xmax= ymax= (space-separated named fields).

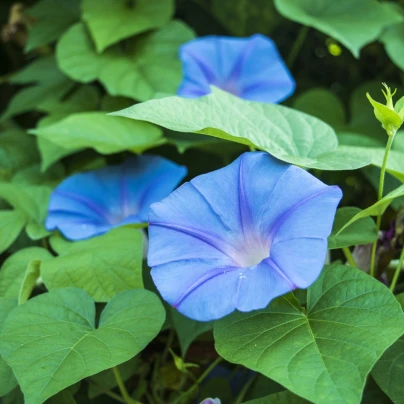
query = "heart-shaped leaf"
xmin=57 ymin=21 xmax=194 ymax=101
xmin=328 ymin=207 xmax=378 ymax=249
xmin=0 ymin=287 xmax=165 ymax=404
xmin=273 ymin=0 xmax=402 ymax=57
xmin=214 ymin=264 xmax=404 ymax=404
xmin=82 ymin=0 xmax=174 ymax=52
xmin=372 ymin=294 xmax=404 ymax=403
xmin=41 ymin=228 xmax=143 ymax=302
xmin=112 ymin=87 xmax=371 ymax=171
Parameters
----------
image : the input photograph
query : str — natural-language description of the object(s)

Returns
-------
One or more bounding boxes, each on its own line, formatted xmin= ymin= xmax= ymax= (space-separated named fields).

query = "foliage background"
xmin=1 ymin=0 xmax=404 ymax=403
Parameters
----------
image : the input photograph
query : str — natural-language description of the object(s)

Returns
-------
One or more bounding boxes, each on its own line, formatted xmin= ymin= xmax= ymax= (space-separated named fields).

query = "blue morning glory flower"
xmin=148 ymin=152 xmax=342 ymax=321
xmin=46 ymin=155 xmax=187 ymax=241
xmin=177 ymin=34 xmax=295 ymax=103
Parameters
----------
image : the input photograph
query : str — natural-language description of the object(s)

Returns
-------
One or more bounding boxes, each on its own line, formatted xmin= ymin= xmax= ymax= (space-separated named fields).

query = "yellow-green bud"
xmin=366 ymin=83 xmax=404 ymax=137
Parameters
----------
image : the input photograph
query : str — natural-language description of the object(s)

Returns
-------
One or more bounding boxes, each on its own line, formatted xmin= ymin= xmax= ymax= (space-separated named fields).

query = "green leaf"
xmin=338 ymin=145 xmax=404 ymax=183
xmin=394 ymin=131 xmax=404 ymax=152
xmin=0 ymin=247 xmax=52 ymax=300
xmin=214 ymin=264 xmax=404 ymax=404
xmin=38 ymin=85 xmax=100 ymax=115
xmin=45 ymin=389 xmax=76 ymax=404
xmin=0 ymin=299 xmax=18 ymax=398
xmin=2 ymin=386 xmax=24 ymax=404
xmin=0 ymin=210 xmax=26 ymax=254
xmin=57 ymin=21 xmax=194 ymax=101
xmin=372 ymin=294 xmax=404 ymax=403
xmin=211 ymin=0 xmax=281 ymax=37
xmin=41 ymin=228 xmax=143 ymax=302
xmin=293 ymin=88 xmax=346 ymax=130
xmin=18 ymin=260 xmax=41 ymax=305
xmin=0 ymin=182 xmax=51 ymax=240
xmin=273 ymin=0 xmax=402 ymax=57
xmin=11 ymin=163 xmax=64 ymax=187
xmin=0 ymin=287 xmax=165 ymax=404
xmin=380 ymin=23 xmax=404 ymax=71
xmin=243 ymin=390 xmax=309 ymax=404
xmin=25 ymin=0 xmax=80 ymax=52
xmin=30 ymin=112 xmax=164 ymax=157
xmin=1 ymin=57 xmax=74 ymax=122
xmin=82 ymin=0 xmax=174 ymax=52
xmin=113 ymin=87 xmax=371 ymax=171
xmin=328 ymin=207 xmax=378 ymax=249
xmin=0 ymin=130 xmax=39 ymax=181
xmin=337 ymin=184 xmax=404 ymax=234
xmin=88 ymin=357 xmax=138 ymax=398
xmin=170 ymin=308 xmax=213 ymax=357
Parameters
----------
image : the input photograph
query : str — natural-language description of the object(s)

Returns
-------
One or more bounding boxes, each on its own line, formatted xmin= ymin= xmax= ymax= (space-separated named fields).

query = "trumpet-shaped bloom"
xmin=149 ymin=152 xmax=342 ymax=321
xmin=46 ymin=155 xmax=187 ymax=240
xmin=177 ymin=34 xmax=295 ymax=103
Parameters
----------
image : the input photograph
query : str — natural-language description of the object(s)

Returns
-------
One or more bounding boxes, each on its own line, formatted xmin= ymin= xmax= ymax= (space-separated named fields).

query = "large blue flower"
xmin=177 ymin=34 xmax=295 ymax=103
xmin=46 ymin=155 xmax=187 ymax=240
xmin=149 ymin=152 xmax=342 ymax=321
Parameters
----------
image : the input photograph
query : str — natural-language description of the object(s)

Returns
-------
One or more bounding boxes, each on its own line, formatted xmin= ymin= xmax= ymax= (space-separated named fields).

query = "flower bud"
xmin=366 ymin=83 xmax=404 ymax=137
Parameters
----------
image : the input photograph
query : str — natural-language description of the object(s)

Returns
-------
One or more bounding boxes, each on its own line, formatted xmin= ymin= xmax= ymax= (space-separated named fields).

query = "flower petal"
xmin=45 ymin=211 xmax=111 ymax=240
xmin=235 ymin=258 xmax=295 ymax=312
xmin=254 ymin=165 xmax=339 ymax=240
xmin=122 ymin=155 xmax=187 ymax=221
xmin=236 ymin=35 xmax=296 ymax=103
xmin=47 ymin=155 xmax=186 ymax=240
xmin=149 ymin=151 xmax=342 ymax=321
xmin=270 ymin=238 xmax=328 ymax=288
xmin=151 ymin=258 xmax=240 ymax=321
xmin=177 ymin=34 xmax=295 ymax=103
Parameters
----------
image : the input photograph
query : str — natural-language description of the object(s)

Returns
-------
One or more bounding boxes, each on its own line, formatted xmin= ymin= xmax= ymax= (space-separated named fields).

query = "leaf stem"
xmin=234 ymin=373 xmax=257 ymax=404
xmin=112 ymin=366 xmax=140 ymax=404
xmin=370 ymin=133 xmax=396 ymax=277
xmin=172 ymin=356 xmax=223 ymax=404
xmin=287 ymin=25 xmax=309 ymax=69
xmin=342 ymin=247 xmax=356 ymax=267
xmin=390 ymin=247 xmax=404 ymax=292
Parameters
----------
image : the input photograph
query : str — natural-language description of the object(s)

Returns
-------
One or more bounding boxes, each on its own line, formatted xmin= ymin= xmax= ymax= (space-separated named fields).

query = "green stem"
xmin=88 ymin=380 xmax=126 ymax=403
xmin=173 ymin=356 xmax=223 ymax=404
xmin=104 ymin=390 xmax=127 ymax=404
xmin=342 ymin=247 xmax=356 ymax=267
xmin=234 ymin=373 xmax=257 ymax=404
xmin=287 ymin=25 xmax=309 ymax=69
xmin=390 ymin=247 xmax=404 ymax=292
xmin=112 ymin=366 xmax=140 ymax=404
xmin=370 ymin=133 xmax=396 ymax=277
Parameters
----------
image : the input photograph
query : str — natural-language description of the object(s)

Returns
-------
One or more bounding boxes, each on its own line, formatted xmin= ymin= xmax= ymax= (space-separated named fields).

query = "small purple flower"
xmin=199 ymin=399 xmax=221 ymax=404
xmin=148 ymin=152 xmax=342 ymax=321
xmin=177 ymin=34 xmax=295 ymax=103
xmin=46 ymin=155 xmax=187 ymax=240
